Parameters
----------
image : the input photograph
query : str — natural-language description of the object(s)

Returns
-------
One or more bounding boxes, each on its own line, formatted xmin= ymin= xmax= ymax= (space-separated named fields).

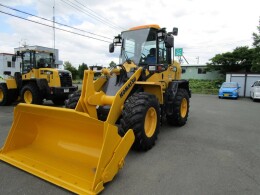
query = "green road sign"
xmin=175 ymin=48 xmax=183 ymax=56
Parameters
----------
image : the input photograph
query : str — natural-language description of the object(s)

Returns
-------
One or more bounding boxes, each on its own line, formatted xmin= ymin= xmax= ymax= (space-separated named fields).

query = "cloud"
xmin=0 ymin=0 xmax=259 ymax=67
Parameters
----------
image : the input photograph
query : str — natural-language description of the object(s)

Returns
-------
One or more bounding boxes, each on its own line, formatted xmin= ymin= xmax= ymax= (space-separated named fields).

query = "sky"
xmin=0 ymin=0 xmax=259 ymax=67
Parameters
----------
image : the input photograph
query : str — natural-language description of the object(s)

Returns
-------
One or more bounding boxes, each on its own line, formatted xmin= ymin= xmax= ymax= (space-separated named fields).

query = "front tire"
xmin=21 ymin=83 xmax=43 ymax=104
xmin=0 ymin=84 xmax=14 ymax=106
xmin=167 ymin=88 xmax=190 ymax=126
xmin=119 ymin=92 xmax=160 ymax=151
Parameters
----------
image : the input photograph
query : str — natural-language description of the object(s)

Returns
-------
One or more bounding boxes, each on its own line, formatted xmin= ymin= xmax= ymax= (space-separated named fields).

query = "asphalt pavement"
xmin=0 ymin=95 xmax=260 ymax=195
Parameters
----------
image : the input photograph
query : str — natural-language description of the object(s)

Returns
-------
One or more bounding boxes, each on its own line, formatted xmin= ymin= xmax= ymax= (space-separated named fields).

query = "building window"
xmin=198 ymin=68 xmax=206 ymax=74
xmin=182 ymin=69 xmax=186 ymax=74
xmin=12 ymin=61 xmax=15 ymax=68
xmin=7 ymin=61 xmax=11 ymax=68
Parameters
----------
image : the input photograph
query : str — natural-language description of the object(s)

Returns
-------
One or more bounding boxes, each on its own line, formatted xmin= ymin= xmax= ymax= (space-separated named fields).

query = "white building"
xmin=0 ymin=53 xmax=22 ymax=76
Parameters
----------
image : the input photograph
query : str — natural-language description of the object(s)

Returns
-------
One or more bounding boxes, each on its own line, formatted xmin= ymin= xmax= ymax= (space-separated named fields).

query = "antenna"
xmin=196 ymin=56 xmax=199 ymax=64
xmin=21 ymin=39 xmax=27 ymax=48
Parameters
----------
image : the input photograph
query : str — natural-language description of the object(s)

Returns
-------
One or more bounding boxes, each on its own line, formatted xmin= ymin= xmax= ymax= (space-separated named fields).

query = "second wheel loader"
xmin=0 ymin=48 xmax=77 ymax=106
xmin=0 ymin=24 xmax=190 ymax=194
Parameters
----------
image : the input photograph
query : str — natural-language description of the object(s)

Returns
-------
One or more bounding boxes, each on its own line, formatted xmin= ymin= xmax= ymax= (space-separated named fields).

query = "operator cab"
xmin=109 ymin=24 xmax=178 ymax=68
xmin=23 ymin=50 xmax=55 ymax=72
xmin=15 ymin=50 xmax=56 ymax=73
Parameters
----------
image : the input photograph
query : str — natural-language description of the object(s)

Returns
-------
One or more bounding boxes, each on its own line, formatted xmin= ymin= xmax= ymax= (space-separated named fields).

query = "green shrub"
xmin=188 ymin=79 xmax=224 ymax=94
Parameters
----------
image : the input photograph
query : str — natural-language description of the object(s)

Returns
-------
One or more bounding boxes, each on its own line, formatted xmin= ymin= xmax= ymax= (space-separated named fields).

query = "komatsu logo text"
xmin=120 ymin=77 xmax=136 ymax=98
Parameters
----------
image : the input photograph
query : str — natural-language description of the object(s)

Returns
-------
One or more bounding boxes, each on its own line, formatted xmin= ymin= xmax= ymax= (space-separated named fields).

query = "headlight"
xmin=234 ymin=90 xmax=238 ymax=93
xmin=148 ymin=65 xmax=156 ymax=71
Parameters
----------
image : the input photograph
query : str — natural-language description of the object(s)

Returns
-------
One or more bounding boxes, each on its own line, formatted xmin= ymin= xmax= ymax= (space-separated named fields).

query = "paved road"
xmin=0 ymin=95 xmax=260 ymax=195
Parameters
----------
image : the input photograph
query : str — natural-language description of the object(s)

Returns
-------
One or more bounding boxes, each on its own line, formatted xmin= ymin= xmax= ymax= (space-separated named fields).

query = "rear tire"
xmin=65 ymin=90 xmax=81 ymax=109
xmin=52 ymin=98 xmax=66 ymax=105
xmin=21 ymin=83 xmax=43 ymax=104
xmin=119 ymin=92 xmax=160 ymax=151
xmin=167 ymin=88 xmax=190 ymax=126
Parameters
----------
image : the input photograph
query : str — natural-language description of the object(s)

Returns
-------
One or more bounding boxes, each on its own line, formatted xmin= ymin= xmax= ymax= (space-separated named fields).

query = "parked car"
xmin=250 ymin=80 xmax=260 ymax=101
xmin=218 ymin=82 xmax=240 ymax=99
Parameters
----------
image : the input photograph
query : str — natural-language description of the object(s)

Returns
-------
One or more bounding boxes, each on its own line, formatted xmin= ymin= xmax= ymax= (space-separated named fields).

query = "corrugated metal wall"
xmin=226 ymin=73 xmax=260 ymax=97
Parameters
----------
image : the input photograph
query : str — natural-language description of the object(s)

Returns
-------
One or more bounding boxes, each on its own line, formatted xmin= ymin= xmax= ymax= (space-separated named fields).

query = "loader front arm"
xmin=75 ymin=68 xmax=143 ymax=124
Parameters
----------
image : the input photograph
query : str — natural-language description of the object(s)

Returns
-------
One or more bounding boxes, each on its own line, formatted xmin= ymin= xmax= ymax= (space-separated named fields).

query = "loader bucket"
xmin=0 ymin=103 xmax=134 ymax=194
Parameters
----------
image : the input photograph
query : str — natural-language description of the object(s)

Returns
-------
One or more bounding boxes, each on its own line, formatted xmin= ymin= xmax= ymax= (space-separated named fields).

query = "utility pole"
xmin=53 ymin=0 xmax=56 ymax=67
xmin=53 ymin=0 xmax=55 ymax=52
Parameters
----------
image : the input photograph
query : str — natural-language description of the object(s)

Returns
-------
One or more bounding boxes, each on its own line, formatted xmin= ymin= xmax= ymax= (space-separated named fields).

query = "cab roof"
xmin=129 ymin=24 xmax=160 ymax=31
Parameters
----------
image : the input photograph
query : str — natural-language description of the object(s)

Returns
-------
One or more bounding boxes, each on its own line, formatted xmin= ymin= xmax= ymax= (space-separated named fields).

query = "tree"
xmin=109 ymin=61 xmax=116 ymax=68
xmin=206 ymin=46 xmax=255 ymax=75
xmin=252 ymin=18 xmax=260 ymax=47
xmin=64 ymin=61 xmax=78 ymax=80
xmin=251 ymin=18 xmax=260 ymax=72
xmin=78 ymin=63 xmax=88 ymax=79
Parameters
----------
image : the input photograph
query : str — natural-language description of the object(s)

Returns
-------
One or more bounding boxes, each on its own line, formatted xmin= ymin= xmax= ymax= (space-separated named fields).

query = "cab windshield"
xmin=35 ymin=52 xmax=55 ymax=68
xmin=22 ymin=51 xmax=55 ymax=73
xmin=120 ymin=28 xmax=158 ymax=65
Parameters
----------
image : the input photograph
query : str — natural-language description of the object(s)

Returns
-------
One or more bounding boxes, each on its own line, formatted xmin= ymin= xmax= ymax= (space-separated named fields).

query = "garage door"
xmin=246 ymin=75 xmax=260 ymax=97
xmin=227 ymin=74 xmax=260 ymax=97
xmin=231 ymin=75 xmax=245 ymax=97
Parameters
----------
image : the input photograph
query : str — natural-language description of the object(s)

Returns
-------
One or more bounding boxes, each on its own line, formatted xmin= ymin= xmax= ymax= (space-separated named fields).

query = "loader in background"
xmin=0 ymin=24 xmax=190 ymax=194
xmin=0 ymin=48 xmax=77 ymax=106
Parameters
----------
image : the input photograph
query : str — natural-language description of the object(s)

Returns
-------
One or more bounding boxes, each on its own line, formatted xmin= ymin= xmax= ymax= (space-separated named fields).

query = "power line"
xmin=58 ymin=0 xmax=121 ymax=35
xmin=55 ymin=0 xmax=116 ymax=37
xmin=0 ymin=10 xmax=111 ymax=43
xmin=0 ymin=3 xmax=112 ymax=40
xmin=69 ymin=0 xmax=125 ymax=31
xmin=180 ymin=39 xmax=252 ymax=50
xmin=74 ymin=0 xmax=127 ymax=30
xmin=59 ymin=0 xmax=123 ymax=32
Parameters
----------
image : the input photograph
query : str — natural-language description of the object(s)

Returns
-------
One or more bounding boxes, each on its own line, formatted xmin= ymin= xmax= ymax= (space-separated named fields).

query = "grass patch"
xmin=189 ymin=79 xmax=224 ymax=95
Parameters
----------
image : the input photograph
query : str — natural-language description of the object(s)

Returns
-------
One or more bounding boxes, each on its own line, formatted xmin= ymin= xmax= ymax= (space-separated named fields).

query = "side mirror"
xmin=12 ymin=55 xmax=16 ymax=62
xmin=172 ymin=27 xmax=178 ymax=36
xmin=164 ymin=35 xmax=174 ymax=48
xmin=109 ymin=43 xmax=114 ymax=53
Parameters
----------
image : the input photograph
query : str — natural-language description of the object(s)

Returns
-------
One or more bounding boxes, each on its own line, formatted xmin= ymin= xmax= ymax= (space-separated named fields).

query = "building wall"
xmin=0 ymin=54 xmax=22 ymax=76
xmin=226 ymin=73 xmax=260 ymax=97
xmin=181 ymin=65 xmax=222 ymax=80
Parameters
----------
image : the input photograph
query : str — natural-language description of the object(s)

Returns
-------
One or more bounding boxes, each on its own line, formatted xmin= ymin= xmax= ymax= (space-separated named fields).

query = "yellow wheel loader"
xmin=0 ymin=49 xmax=77 ymax=106
xmin=0 ymin=24 xmax=191 ymax=194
